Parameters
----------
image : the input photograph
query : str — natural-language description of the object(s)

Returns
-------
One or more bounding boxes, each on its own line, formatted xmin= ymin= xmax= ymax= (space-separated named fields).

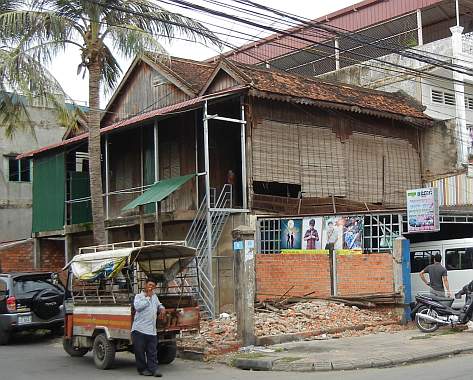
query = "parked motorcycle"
xmin=410 ymin=281 xmax=473 ymax=333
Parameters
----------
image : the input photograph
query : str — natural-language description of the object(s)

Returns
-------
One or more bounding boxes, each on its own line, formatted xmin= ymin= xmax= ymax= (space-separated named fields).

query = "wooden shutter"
xmin=299 ymin=125 xmax=346 ymax=197
xmin=383 ymin=137 xmax=421 ymax=207
xmin=344 ymin=133 xmax=384 ymax=204
xmin=252 ymin=120 xmax=301 ymax=185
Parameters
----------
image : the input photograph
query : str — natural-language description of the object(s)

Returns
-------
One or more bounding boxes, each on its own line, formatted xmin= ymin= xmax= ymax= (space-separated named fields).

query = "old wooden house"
xmin=19 ymin=54 xmax=434 ymax=315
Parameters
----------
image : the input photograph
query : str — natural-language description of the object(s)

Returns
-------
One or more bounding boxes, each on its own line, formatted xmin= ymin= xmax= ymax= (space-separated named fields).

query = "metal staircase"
xmin=185 ymin=184 xmax=232 ymax=319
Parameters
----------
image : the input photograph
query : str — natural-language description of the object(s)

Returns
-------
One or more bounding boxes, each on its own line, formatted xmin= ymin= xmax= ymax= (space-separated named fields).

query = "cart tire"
xmin=63 ymin=338 xmax=88 ymax=357
xmin=93 ymin=334 xmax=116 ymax=370
xmin=157 ymin=342 xmax=177 ymax=364
xmin=0 ymin=329 xmax=11 ymax=346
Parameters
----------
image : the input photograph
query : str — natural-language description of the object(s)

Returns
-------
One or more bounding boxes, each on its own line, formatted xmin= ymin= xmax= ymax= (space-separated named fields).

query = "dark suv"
xmin=0 ymin=272 xmax=65 ymax=345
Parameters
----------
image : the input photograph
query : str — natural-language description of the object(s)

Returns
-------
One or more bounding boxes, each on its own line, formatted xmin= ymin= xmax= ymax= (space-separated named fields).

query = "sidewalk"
xmin=232 ymin=327 xmax=473 ymax=372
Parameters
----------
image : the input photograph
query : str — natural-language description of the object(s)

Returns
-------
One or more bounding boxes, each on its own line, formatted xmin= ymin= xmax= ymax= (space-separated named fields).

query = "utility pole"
xmin=232 ymin=225 xmax=256 ymax=346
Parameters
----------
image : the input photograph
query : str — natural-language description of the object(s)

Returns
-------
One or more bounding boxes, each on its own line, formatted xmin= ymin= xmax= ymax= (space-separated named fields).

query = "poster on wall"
xmin=406 ymin=187 xmax=440 ymax=233
xmin=302 ymin=217 xmax=323 ymax=250
xmin=322 ymin=216 xmax=364 ymax=251
xmin=280 ymin=219 xmax=302 ymax=250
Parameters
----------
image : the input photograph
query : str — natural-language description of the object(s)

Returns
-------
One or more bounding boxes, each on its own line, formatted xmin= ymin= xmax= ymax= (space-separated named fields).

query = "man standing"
xmin=132 ymin=278 xmax=166 ymax=377
xmin=420 ymin=253 xmax=452 ymax=297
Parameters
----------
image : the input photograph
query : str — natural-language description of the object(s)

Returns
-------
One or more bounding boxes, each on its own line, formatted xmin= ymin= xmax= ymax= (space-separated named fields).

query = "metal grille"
xmin=257 ymin=218 xmax=280 ymax=254
xmin=257 ymin=213 xmax=403 ymax=254
xmin=363 ymin=213 xmax=403 ymax=253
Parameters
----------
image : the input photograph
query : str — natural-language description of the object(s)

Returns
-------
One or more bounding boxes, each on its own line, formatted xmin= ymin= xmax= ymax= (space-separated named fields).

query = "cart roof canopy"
xmin=64 ymin=244 xmax=197 ymax=281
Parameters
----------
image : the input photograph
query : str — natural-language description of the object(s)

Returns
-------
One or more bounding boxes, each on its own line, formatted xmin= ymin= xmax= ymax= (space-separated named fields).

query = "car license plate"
xmin=18 ymin=315 xmax=32 ymax=325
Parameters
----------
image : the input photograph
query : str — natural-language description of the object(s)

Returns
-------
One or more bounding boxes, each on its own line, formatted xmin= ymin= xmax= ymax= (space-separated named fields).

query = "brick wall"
xmin=256 ymin=253 xmax=394 ymax=300
xmin=336 ymin=254 xmax=394 ymax=296
xmin=39 ymin=240 xmax=65 ymax=272
xmin=0 ymin=240 xmax=35 ymax=272
xmin=0 ymin=239 xmax=65 ymax=273
xmin=256 ymin=254 xmax=331 ymax=300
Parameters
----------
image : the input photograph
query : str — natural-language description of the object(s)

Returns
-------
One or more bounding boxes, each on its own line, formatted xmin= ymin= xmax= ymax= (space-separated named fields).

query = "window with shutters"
xmin=431 ymin=88 xmax=455 ymax=106
xmin=465 ymin=96 xmax=473 ymax=110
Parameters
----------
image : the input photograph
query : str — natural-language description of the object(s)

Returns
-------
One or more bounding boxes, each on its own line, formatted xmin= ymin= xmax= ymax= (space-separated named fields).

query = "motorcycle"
xmin=410 ymin=280 xmax=473 ymax=333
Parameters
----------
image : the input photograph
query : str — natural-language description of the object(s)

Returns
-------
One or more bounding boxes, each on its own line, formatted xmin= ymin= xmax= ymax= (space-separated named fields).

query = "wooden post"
xmin=156 ymin=202 xmax=163 ymax=241
xmin=139 ymin=205 xmax=145 ymax=246
xmin=232 ymin=225 xmax=256 ymax=346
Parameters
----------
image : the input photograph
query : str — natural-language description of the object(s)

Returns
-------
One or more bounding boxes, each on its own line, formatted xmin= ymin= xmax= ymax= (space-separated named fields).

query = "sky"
xmin=46 ymin=0 xmax=360 ymax=106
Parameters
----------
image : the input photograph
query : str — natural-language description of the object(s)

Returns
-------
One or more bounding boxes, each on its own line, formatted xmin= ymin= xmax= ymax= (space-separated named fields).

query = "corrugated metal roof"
xmin=217 ymin=0 xmax=444 ymax=65
xmin=17 ymin=86 xmax=247 ymax=159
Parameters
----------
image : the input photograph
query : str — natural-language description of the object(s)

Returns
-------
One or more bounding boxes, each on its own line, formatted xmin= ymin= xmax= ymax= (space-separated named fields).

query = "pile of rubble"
xmin=178 ymin=300 xmax=407 ymax=357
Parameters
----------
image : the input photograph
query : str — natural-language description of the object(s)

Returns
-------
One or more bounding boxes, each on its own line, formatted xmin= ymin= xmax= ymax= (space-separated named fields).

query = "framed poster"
xmin=280 ymin=219 xmax=302 ymax=250
xmin=302 ymin=217 xmax=323 ymax=250
xmin=322 ymin=216 xmax=363 ymax=251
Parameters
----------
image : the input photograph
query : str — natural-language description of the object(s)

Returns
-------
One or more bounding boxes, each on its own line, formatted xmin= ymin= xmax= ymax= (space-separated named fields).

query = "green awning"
xmin=122 ymin=174 xmax=195 ymax=211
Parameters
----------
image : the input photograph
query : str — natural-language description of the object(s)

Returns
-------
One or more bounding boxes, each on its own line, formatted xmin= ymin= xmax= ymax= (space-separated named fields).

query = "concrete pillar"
xmin=334 ymin=38 xmax=340 ymax=70
xmin=232 ymin=225 xmax=256 ymax=346
xmin=65 ymin=234 xmax=73 ymax=263
xmin=416 ymin=9 xmax=423 ymax=46
xmin=393 ymin=237 xmax=411 ymax=324
xmin=33 ymin=237 xmax=41 ymax=269
xmin=450 ymin=26 xmax=469 ymax=166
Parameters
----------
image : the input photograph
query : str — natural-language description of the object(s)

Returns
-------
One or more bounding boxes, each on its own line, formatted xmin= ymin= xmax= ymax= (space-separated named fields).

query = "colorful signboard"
xmin=406 ymin=187 xmax=440 ymax=233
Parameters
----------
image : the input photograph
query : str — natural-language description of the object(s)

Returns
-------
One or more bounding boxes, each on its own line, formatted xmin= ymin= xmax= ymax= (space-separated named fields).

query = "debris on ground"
xmin=178 ymin=299 xmax=408 ymax=358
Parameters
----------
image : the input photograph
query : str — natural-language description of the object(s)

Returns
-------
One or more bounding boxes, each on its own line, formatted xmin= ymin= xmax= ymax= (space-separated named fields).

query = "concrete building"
xmin=0 ymin=100 xmax=67 ymax=242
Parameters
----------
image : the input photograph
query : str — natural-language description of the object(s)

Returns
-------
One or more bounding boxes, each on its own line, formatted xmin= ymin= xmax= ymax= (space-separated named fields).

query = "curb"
xmin=255 ymin=321 xmax=399 ymax=346
xmin=233 ymin=345 xmax=473 ymax=372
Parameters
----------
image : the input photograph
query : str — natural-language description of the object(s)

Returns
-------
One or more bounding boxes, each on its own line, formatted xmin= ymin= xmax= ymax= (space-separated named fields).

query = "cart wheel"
xmin=63 ymin=337 xmax=88 ymax=357
xmin=157 ymin=341 xmax=177 ymax=364
xmin=93 ymin=333 xmax=116 ymax=369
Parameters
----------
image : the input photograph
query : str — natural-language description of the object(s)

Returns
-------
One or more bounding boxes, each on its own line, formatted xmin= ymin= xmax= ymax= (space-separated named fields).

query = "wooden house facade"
xmin=19 ymin=54 xmax=433 ymax=312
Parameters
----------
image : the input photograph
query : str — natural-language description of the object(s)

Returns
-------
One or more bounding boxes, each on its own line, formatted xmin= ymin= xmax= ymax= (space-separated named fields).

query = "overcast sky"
xmin=47 ymin=0 xmax=359 ymax=106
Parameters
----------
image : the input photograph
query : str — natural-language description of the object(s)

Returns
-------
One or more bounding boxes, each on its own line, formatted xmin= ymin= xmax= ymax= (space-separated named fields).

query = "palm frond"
xmin=103 ymin=0 xmax=222 ymax=49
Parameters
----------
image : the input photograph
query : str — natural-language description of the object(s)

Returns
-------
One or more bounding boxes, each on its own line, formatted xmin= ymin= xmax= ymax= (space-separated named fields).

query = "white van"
xmin=410 ymin=238 xmax=473 ymax=307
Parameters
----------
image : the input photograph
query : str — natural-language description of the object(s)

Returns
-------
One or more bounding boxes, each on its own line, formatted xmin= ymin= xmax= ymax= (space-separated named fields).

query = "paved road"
xmin=2 ymin=332 xmax=473 ymax=380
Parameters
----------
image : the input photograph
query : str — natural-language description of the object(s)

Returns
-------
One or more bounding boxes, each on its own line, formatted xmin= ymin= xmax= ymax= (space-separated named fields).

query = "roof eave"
xmin=248 ymin=89 xmax=433 ymax=127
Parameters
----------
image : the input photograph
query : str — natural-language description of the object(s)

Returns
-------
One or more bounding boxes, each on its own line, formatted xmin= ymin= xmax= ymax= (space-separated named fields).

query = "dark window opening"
xmin=7 ymin=156 xmax=31 ymax=182
xmin=253 ymin=181 xmax=301 ymax=198
xmin=445 ymin=247 xmax=473 ymax=271
xmin=410 ymin=250 xmax=439 ymax=273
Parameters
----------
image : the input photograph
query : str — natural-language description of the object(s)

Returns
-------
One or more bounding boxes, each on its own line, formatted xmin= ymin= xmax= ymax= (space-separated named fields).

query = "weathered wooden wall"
xmin=159 ymin=114 xmax=197 ymax=212
xmin=108 ymin=128 xmax=144 ymax=218
xmin=205 ymin=70 xmax=239 ymax=95
xmin=250 ymin=99 xmax=422 ymax=207
xmin=103 ymin=61 xmax=191 ymax=126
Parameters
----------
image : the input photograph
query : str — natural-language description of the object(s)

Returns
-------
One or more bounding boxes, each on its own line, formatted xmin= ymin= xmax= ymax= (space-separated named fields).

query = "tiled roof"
xmin=233 ymin=63 xmax=429 ymax=122
xmin=146 ymin=54 xmax=215 ymax=94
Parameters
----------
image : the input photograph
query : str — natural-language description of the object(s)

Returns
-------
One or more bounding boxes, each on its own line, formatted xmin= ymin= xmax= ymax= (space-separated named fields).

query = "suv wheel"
xmin=93 ymin=334 xmax=116 ymax=370
xmin=63 ymin=338 xmax=88 ymax=357
xmin=0 ymin=330 xmax=11 ymax=345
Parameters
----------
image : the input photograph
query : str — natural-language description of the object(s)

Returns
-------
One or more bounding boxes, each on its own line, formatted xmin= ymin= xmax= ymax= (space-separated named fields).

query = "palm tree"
xmin=0 ymin=0 xmax=81 ymax=137
xmin=0 ymin=0 xmax=220 ymax=244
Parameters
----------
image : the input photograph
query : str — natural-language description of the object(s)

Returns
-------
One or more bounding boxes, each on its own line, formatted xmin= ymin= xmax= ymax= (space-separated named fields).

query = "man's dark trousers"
xmin=132 ymin=330 xmax=159 ymax=374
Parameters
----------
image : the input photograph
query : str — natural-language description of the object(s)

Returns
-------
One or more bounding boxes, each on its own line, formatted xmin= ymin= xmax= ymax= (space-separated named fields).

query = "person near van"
xmin=132 ymin=278 xmax=166 ymax=377
xmin=419 ymin=253 xmax=452 ymax=298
